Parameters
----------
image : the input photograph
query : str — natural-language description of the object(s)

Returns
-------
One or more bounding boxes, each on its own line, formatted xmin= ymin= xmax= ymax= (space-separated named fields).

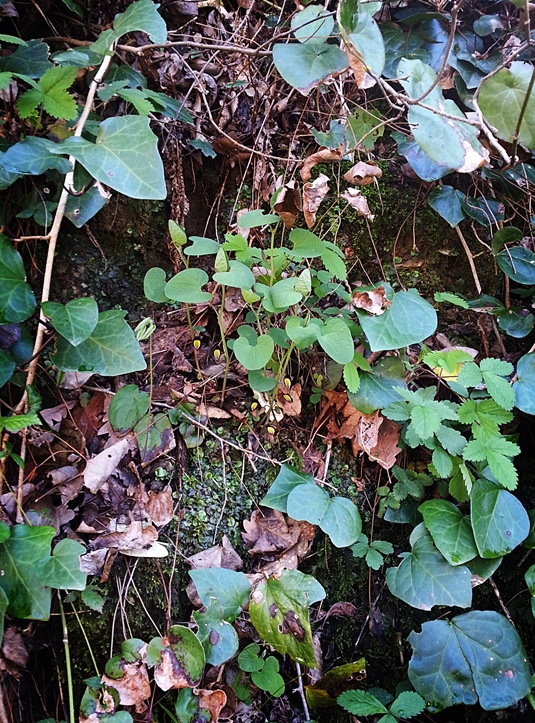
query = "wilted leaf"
xmin=303 ymin=173 xmax=329 ymax=228
xmin=301 ymin=144 xmax=344 ymax=183
xmin=145 ymin=486 xmax=174 ymax=527
xmin=84 ymin=438 xmax=131 ymax=493
xmin=273 ymin=181 xmax=302 ymax=229
xmin=197 ymin=688 xmax=227 ymax=722
xmin=352 ymin=286 xmax=390 ymax=315
xmin=341 ymin=188 xmax=374 ymax=219
xmin=343 ymin=161 xmax=382 ymax=185
xmin=101 ymin=660 xmax=151 ymax=712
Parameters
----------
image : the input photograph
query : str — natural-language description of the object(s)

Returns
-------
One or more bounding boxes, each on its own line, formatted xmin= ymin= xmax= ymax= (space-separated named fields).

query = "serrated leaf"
xmin=18 ymin=64 xmax=78 ymax=120
xmin=386 ymin=528 xmax=472 ymax=610
xmin=50 ymin=116 xmax=166 ymax=200
xmin=463 ymin=431 xmax=519 ymax=490
xmin=408 ymin=611 xmax=531 ymax=710
xmin=343 ymin=361 xmax=360 ymax=393
xmin=42 ymin=297 xmax=98 ymax=347
xmin=0 ymin=412 xmax=41 ymax=433
xmin=470 ymin=479 xmax=529 ymax=558
xmin=389 ymin=691 xmax=425 ymax=719
xmin=337 ymin=689 xmax=388 ymax=716
xmin=52 ymin=309 xmax=146 ymax=376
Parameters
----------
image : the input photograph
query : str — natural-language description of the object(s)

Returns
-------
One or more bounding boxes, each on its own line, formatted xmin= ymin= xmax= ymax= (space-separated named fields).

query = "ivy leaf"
xmin=428 ymin=185 xmax=466 ymax=227
xmin=91 ymin=0 xmax=167 ymax=55
xmin=52 ymin=309 xmax=147 ymax=377
xmin=42 ymin=298 xmax=98 ymax=347
xmin=261 ymin=464 xmax=313 ymax=512
xmin=272 ymin=43 xmax=348 ymax=94
xmin=386 ymin=527 xmax=472 ymax=610
xmin=18 ymin=65 xmax=78 ymax=120
xmin=470 ymin=479 xmax=529 ymax=558
xmin=408 ymin=611 xmax=531 ymax=710
xmin=359 ymin=290 xmax=437 ymax=351
xmin=50 ymin=116 xmax=166 ymax=200
xmin=0 ymin=234 xmax=36 ymax=323
xmin=37 ymin=538 xmax=86 ymax=590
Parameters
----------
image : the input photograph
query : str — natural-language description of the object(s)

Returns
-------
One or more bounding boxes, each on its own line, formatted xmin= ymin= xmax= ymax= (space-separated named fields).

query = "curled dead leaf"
xmin=300 ymin=144 xmax=344 ymax=183
xmin=84 ymin=438 xmax=132 ymax=493
xmin=303 ymin=174 xmax=329 ymax=228
xmin=343 ymin=161 xmax=382 ymax=185
xmin=273 ymin=180 xmax=302 ymax=229
xmin=352 ymin=286 xmax=390 ymax=315
xmin=196 ymin=688 xmax=228 ymax=722
xmin=276 ymin=382 xmax=302 ymax=418
xmin=341 ymin=188 xmax=374 ymax=220
xmin=186 ymin=534 xmax=243 ymax=571
xmin=101 ymin=660 xmax=151 ymax=712
xmin=145 ymin=486 xmax=174 ymax=527
xmin=92 ymin=521 xmax=158 ymax=551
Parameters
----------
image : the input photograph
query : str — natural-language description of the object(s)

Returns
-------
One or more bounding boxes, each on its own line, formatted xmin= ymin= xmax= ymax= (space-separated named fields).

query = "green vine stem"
xmin=58 ymin=593 xmax=76 ymax=723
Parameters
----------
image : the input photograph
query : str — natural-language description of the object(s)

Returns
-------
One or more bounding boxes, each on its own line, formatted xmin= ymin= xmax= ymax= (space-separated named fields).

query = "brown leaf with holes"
xmin=145 ymin=486 xmax=174 ymax=527
xmin=300 ymin=144 xmax=344 ymax=182
xmin=352 ymin=286 xmax=390 ymax=315
xmin=303 ymin=173 xmax=329 ymax=228
xmin=273 ymin=180 xmax=302 ymax=229
xmin=343 ymin=161 xmax=382 ymax=185
xmin=341 ymin=188 xmax=374 ymax=220
xmin=368 ymin=417 xmax=401 ymax=470
xmin=101 ymin=660 xmax=151 ymax=712
xmin=196 ymin=688 xmax=227 ymax=722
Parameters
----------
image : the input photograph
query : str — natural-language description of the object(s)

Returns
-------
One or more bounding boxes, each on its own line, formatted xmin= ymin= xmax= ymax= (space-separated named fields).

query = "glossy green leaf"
xmin=184 ymin=236 xmax=221 ymax=256
xmin=91 ymin=0 xmax=167 ymax=54
xmin=419 ymin=500 xmax=478 ymax=566
xmin=386 ymin=528 xmax=472 ymax=610
xmin=359 ymin=290 xmax=437 ymax=351
xmin=348 ymin=357 xmax=407 ymax=414
xmin=0 ymin=350 xmax=15 ymax=387
xmin=52 ymin=309 xmax=147 ymax=376
xmin=249 ymin=570 xmax=324 ymax=667
xmin=213 ymin=261 xmax=255 ymax=289
xmin=287 ymin=482 xmax=330 ymax=524
xmin=496 ymin=246 xmax=535 ymax=285
xmin=315 ymin=318 xmax=354 ymax=364
xmin=134 ymin=412 xmax=173 ymax=464
xmin=0 ymin=39 xmax=51 ymax=77
xmin=165 ymin=268 xmax=212 ymax=303
xmin=428 ymin=186 xmax=466 ymax=227
xmin=0 ymin=524 xmax=55 ymax=620
xmin=479 ymin=62 xmax=535 ymax=150
xmin=65 ymin=182 xmax=110 ymax=228
xmin=490 ymin=227 xmax=522 ymax=255
xmin=261 ymin=464 xmax=313 ymax=512
xmin=189 ymin=568 xmax=251 ymax=623
xmin=109 ymin=384 xmax=150 ymax=432
xmin=233 ymin=332 xmax=274 ymax=370
xmin=470 ymin=479 xmax=529 ymax=558
xmin=144 ymin=267 xmax=168 ymax=303
xmin=272 ymin=42 xmax=348 ymax=93
xmin=408 ymin=611 xmax=531 ymax=710
xmin=496 ymin=308 xmax=534 ymax=338
xmin=42 ymin=297 xmax=98 ymax=347
xmin=320 ymin=496 xmax=362 ymax=548
xmin=2 ymin=137 xmax=72 ymax=176
xmin=513 ymin=352 xmax=535 ymax=414
xmin=37 ymin=538 xmax=86 ymax=590
xmin=0 ymin=235 xmax=36 ymax=323
xmin=292 ymin=5 xmax=334 ymax=43
xmin=50 ymin=116 xmax=166 ymax=200
xmin=193 ymin=598 xmax=238 ymax=665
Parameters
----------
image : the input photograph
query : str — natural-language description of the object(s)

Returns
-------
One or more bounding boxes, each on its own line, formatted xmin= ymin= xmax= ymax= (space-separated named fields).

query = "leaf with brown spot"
xmin=101 ymin=661 xmax=151 ymax=712
xmin=341 ymin=188 xmax=375 ymax=220
xmin=273 ymin=180 xmax=302 ymax=229
xmin=352 ymin=286 xmax=390 ymax=315
xmin=300 ymin=144 xmax=344 ymax=182
xmin=343 ymin=161 xmax=382 ymax=185
xmin=303 ymin=173 xmax=330 ymax=228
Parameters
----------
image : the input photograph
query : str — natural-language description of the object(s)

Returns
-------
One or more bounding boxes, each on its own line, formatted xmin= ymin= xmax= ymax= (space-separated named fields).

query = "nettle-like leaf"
xmin=18 ymin=65 xmax=78 ymax=120
xmin=457 ymin=359 xmax=515 ymax=411
xmin=419 ymin=499 xmax=478 ymax=566
xmin=351 ymin=534 xmax=393 ymax=569
xmin=408 ymin=611 xmax=531 ymax=711
xmin=462 ymin=427 xmax=519 ymax=490
xmin=458 ymin=398 xmax=513 ymax=437
xmin=249 ymin=569 xmax=325 ymax=667
xmin=384 ymin=386 xmax=458 ymax=447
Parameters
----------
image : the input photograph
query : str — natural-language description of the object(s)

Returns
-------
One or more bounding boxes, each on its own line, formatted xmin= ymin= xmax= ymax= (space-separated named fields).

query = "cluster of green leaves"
xmin=338 ymin=687 xmax=425 ymax=723
xmin=145 ymin=218 xmax=437 ymax=397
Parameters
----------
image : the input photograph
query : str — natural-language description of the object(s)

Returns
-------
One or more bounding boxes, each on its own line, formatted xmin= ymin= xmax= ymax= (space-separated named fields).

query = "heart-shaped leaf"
xmin=319 ymin=496 xmax=362 ymax=548
xmin=165 ymin=268 xmax=212 ymax=303
xmin=42 ymin=297 xmax=98 ymax=347
xmin=349 ymin=357 xmax=407 ymax=414
xmin=251 ymin=656 xmax=285 ymax=696
xmin=261 ymin=464 xmax=314 ymax=512
xmin=248 ymin=369 xmax=277 ymax=392
xmin=148 ymin=625 xmax=205 ymax=691
xmin=184 ymin=236 xmax=221 ymax=256
xmin=285 ymin=317 xmax=321 ymax=349
xmin=359 ymin=290 xmax=437 ymax=351
xmin=386 ymin=527 xmax=472 ymax=610
xmin=50 ymin=116 xmax=166 ymax=199
xmin=213 ymin=260 xmax=255 ymax=289
xmin=189 ymin=568 xmax=251 ymax=623
xmin=193 ymin=598 xmax=238 ymax=666
xmin=233 ymin=332 xmax=274 ymax=370
xmin=238 ymin=209 xmax=280 ymax=228
xmin=513 ymin=352 xmax=535 ymax=414
xmin=292 ymin=5 xmax=334 ymax=43
xmin=470 ymin=479 xmax=529 ymax=558
xmin=419 ymin=500 xmax=478 ymax=566
xmin=144 ymin=267 xmax=168 ymax=303
xmin=289 ymin=228 xmax=325 ymax=258
xmin=0 ymin=234 xmax=36 ymax=323
xmin=428 ymin=186 xmax=466 ymax=227
xmin=37 ymin=538 xmax=86 ymax=590
xmin=316 ymin=318 xmax=354 ymax=364
xmin=496 ymin=246 xmax=535 ymax=285
xmin=408 ymin=611 xmax=531 ymax=710
xmin=109 ymin=384 xmax=150 ymax=432
xmin=273 ymin=42 xmax=348 ymax=94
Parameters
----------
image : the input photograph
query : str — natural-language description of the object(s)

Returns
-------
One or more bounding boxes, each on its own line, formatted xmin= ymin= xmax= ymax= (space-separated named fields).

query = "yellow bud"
xmin=267 ymin=426 xmax=275 ymax=435
xmin=284 ymin=377 xmax=291 ymax=389
xmin=193 ymin=339 xmax=201 ymax=350
xmin=283 ymin=394 xmax=292 ymax=402
xmin=214 ymin=348 xmax=221 ymax=361
xmin=251 ymin=402 xmax=258 ymax=411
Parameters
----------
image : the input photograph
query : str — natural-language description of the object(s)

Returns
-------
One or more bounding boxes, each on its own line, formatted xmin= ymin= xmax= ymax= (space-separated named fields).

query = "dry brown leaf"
xmin=341 ymin=188 xmax=374 ymax=220
xmin=154 ymin=648 xmax=195 ymax=691
xmin=352 ymin=286 xmax=390 ymax=315
xmin=145 ymin=486 xmax=174 ymax=527
xmin=368 ymin=417 xmax=402 ymax=470
xmin=243 ymin=509 xmax=298 ymax=553
xmin=197 ymin=688 xmax=228 ymax=722
xmin=186 ymin=534 xmax=243 ymax=571
xmin=276 ymin=382 xmax=302 ymax=418
xmin=101 ymin=660 xmax=151 ymax=712
xmin=300 ymin=144 xmax=344 ymax=183
xmin=1 ymin=628 xmax=28 ymax=673
xmin=343 ymin=161 xmax=382 ymax=185
xmin=92 ymin=521 xmax=158 ymax=551
xmin=303 ymin=173 xmax=329 ymax=228
xmin=84 ymin=438 xmax=131 ymax=493
xmin=273 ymin=180 xmax=302 ymax=229
xmin=196 ymin=404 xmax=231 ymax=419
xmin=39 ymin=400 xmax=76 ymax=426
xmin=47 ymin=465 xmax=79 ymax=485
xmin=346 ymin=43 xmax=367 ymax=87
